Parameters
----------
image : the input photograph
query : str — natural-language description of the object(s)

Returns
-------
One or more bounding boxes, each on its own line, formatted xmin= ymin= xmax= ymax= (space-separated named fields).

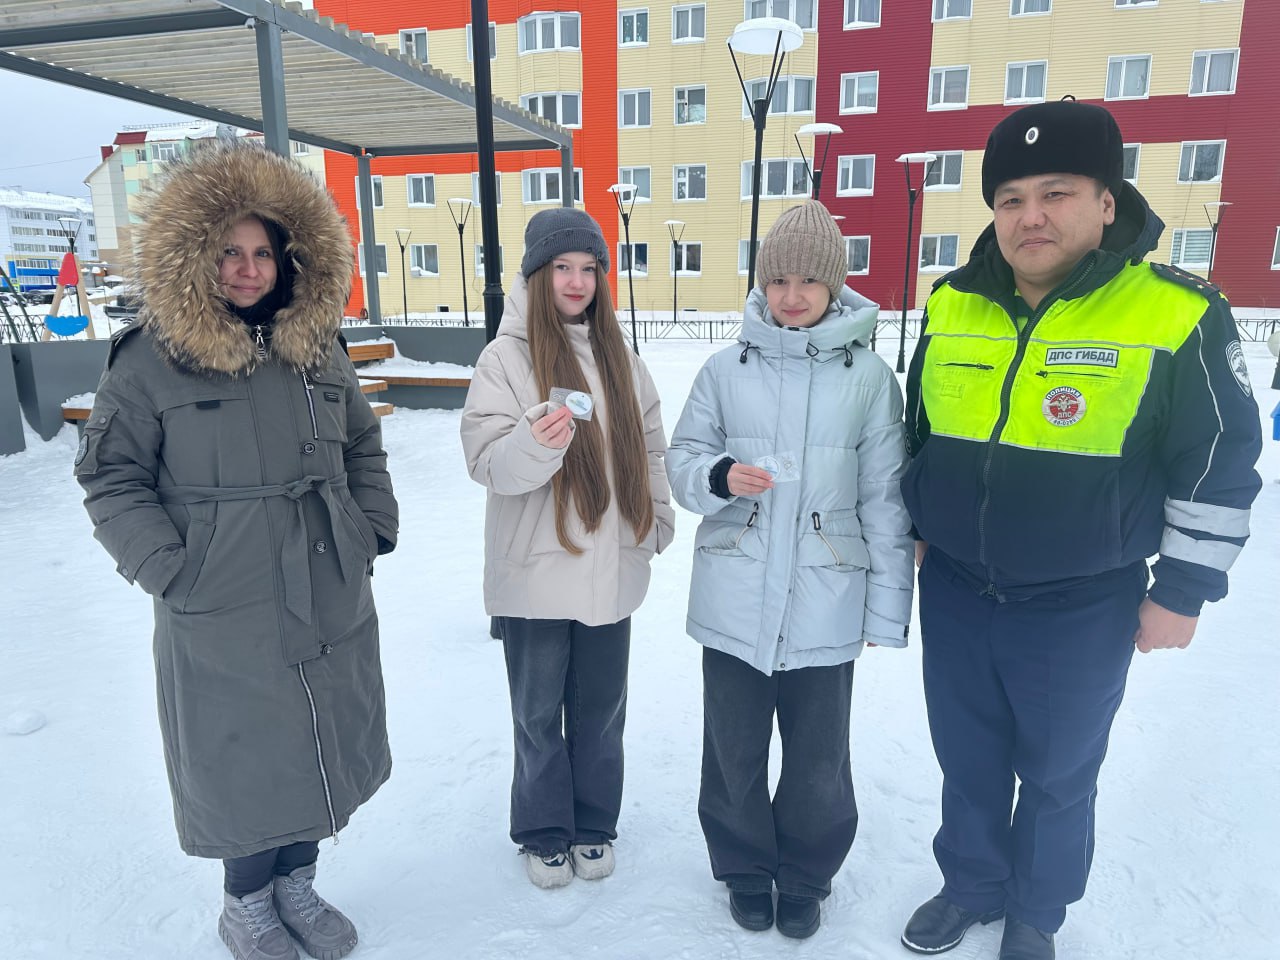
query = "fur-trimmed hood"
xmin=133 ymin=141 xmax=354 ymax=377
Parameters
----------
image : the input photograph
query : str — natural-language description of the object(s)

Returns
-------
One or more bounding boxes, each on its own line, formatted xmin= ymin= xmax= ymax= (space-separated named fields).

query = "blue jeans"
xmin=499 ymin=616 xmax=630 ymax=856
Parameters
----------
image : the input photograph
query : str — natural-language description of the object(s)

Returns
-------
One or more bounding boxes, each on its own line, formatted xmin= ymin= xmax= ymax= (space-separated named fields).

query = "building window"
xmin=406 ymin=174 xmax=436 ymax=207
xmin=354 ymin=175 xmax=384 ymax=209
xmin=742 ymin=159 xmax=810 ymax=199
xmin=1115 ymin=0 xmax=1157 ymax=6
xmin=924 ymin=151 xmax=963 ymax=190
xmin=1005 ymin=60 xmax=1047 ymax=103
xmin=929 ymin=66 xmax=970 ymax=110
xmin=620 ymin=9 xmax=648 ymax=45
xmin=466 ymin=21 xmax=498 ymax=60
xmin=1011 ymin=0 xmax=1051 ymax=13
xmin=357 ymin=244 xmax=388 ymax=277
xmin=398 ymin=28 xmax=428 ymax=61
xmin=673 ymin=4 xmax=706 ymax=42
xmin=845 ymin=0 xmax=881 ymax=28
xmin=672 ymin=241 xmax=702 ymax=276
xmin=521 ymin=92 xmax=582 ymax=127
xmin=1190 ymin=49 xmax=1239 ymax=95
xmin=920 ymin=234 xmax=959 ymax=271
xmin=620 ymin=89 xmax=652 ymax=128
xmin=839 ymin=71 xmax=879 ymax=113
xmin=934 ymin=0 xmax=971 ymax=18
xmin=475 ymin=244 xmax=505 ymax=274
xmin=152 ymin=142 xmax=179 ymax=163
xmin=675 ymin=164 xmax=708 ymax=201
xmin=518 ymin=12 xmax=580 ymax=53
xmin=746 ymin=0 xmax=816 ymax=29
xmin=618 ymin=166 xmax=652 ymax=201
xmin=836 ymin=155 xmax=875 ymax=196
xmin=472 ymin=172 xmax=502 ymax=206
xmin=619 ymin=242 xmax=649 ymax=276
xmin=737 ymin=240 xmax=759 ymax=275
xmin=409 ymin=244 xmax=440 ymax=277
xmin=1272 ymin=228 xmax=1280 ymax=270
xmin=846 ymin=236 xmax=871 ymax=275
xmin=1178 ymin=141 xmax=1225 ymax=183
xmin=675 ymin=86 xmax=707 ymax=125
xmin=1106 ymin=55 xmax=1151 ymax=100
xmin=291 ymin=140 xmax=310 ymax=155
xmin=1122 ymin=144 xmax=1141 ymax=183
xmin=1170 ymin=229 xmax=1213 ymax=270
xmin=743 ymin=76 xmax=815 ymax=117
xmin=522 ymin=168 xmax=584 ymax=204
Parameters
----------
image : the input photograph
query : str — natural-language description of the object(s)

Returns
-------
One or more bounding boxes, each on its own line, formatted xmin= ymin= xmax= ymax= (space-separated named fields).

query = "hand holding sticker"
xmin=549 ymin=387 xmax=595 ymax=421
xmin=754 ymin=450 xmax=800 ymax=482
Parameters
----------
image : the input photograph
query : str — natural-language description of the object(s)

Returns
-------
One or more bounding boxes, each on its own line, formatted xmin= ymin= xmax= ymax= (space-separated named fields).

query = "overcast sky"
xmin=0 ymin=73 xmax=200 ymax=200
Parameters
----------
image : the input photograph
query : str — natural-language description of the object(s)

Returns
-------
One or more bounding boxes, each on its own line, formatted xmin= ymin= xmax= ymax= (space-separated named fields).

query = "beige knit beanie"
xmin=755 ymin=200 xmax=848 ymax=299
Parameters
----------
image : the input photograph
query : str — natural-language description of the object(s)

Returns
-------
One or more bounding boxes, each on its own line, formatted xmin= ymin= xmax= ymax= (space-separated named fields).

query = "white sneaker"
xmin=569 ymin=843 xmax=615 ymax=881
xmin=522 ymin=849 xmax=573 ymax=889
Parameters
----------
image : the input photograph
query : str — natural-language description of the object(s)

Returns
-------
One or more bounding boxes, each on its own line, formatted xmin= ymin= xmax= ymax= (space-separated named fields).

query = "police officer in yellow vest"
xmin=899 ymin=99 xmax=1262 ymax=960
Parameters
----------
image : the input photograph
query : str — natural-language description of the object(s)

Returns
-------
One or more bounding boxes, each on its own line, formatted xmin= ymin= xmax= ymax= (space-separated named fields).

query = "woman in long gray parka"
xmin=75 ymin=142 xmax=397 ymax=960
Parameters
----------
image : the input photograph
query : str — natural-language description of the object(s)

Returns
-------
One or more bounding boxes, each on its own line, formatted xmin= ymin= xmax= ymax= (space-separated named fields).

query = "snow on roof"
xmin=0 ymin=188 xmax=92 ymax=213
xmin=143 ymin=123 xmax=223 ymax=142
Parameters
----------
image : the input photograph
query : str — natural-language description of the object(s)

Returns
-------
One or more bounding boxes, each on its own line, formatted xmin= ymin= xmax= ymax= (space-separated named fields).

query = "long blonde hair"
xmin=526 ymin=265 xmax=653 ymax=554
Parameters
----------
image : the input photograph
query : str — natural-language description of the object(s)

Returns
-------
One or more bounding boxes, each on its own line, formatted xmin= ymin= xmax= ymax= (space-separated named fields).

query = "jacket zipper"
xmin=937 ymin=361 xmax=994 ymax=370
xmin=301 ymin=373 xmax=319 ymax=440
xmin=811 ymin=512 xmax=842 ymax=565
xmin=297 ymin=662 xmax=339 ymax=842
xmin=733 ymin=503 xmax=759 ymax=549
xmin=253 ymin=324 xmax=268 ymax=361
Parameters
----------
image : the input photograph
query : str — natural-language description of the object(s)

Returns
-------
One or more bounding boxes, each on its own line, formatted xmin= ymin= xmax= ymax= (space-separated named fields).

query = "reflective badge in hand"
xmin=549 ymin=387 xmax=595 ymax=421
xmin=754 ymin=450 xmax=800 ymax=482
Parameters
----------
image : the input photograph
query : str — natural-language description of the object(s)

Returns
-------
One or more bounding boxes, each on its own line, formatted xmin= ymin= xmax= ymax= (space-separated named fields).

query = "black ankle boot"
xmin=901 ymin=893 xmax=1005 ymax=954
xmin=729 ymin=890 xmax=774 ymax=931
xmin=776 ymin=894 xmax=820 ymax=939
xmin=999 ymin=917 xmax=1055 ymax=960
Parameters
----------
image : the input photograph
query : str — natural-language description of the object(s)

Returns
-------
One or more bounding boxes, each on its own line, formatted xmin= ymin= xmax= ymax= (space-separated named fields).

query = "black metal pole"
xmin=1206 ymin=222 xmax=1219 ymax=283
xmin=621 ymin=212 xmax=638 ymax=353
xmin=397 ymin=239 xmax=408 ymax=322
xmin=897 ymin=186 xmax=919 ymax=374
xmin=746 ymin=96 xmax=768 ymax=290
xmin=457 ymin=222 xmax=470 ymax=326
xmin=671 ymin=238 xmax=679 ymax=325
xmin=471 ymin=0 xmax=504 ymax=342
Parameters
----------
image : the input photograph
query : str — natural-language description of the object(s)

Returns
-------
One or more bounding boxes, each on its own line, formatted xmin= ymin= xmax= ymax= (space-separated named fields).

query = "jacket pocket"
xmin=162 ymin=519 xmax=215 ymax=613
xmin=796 ymin=510 xmax=870 ymax=571
xmin=339 ymin=494 xmax=378 ymax=562
xmin=307 ymin=372 xmax=349 ymax=442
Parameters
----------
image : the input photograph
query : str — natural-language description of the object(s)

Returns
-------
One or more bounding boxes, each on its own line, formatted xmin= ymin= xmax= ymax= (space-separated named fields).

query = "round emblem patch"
xmin=1225 ymin=340 xmax=1252 ymax=397
xmin=74 ymin=434 xmax=89 ymax=465
xmin=1043 ymin=386 xmax=1086 ymax=426
xmin=1025 ymin=126 xmax=1040 ymax=145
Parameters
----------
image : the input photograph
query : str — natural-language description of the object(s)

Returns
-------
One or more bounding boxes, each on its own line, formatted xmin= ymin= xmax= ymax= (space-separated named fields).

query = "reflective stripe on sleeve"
xmin=1159 ymin=528 xmax=1244 ymax=572
xmin=1164 ymin=498 xmax=1251 ymax=538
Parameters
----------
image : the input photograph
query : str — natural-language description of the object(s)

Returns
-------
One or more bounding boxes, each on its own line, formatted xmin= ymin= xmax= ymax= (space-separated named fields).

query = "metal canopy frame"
xmin=0 ymin=0 xmax=576 ymax=322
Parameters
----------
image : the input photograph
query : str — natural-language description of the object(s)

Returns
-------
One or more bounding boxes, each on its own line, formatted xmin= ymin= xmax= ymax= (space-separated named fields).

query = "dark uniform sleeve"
xmin=337 ymin=346 xmax=399 ymax=554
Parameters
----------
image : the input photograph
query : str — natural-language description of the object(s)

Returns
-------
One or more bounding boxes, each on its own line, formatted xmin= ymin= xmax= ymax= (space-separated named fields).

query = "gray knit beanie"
xmin=755 ymin=201 xmax=847 ymax=299
xmin=520 ymin=207 xmax=611 ymax=278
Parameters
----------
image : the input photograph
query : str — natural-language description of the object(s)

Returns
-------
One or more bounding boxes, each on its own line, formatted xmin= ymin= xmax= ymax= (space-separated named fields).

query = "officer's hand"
xmin=1133 ymin=597 xmax=1198 ymax=653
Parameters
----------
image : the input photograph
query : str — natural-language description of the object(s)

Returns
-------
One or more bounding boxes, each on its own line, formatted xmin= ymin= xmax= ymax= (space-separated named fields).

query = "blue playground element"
xmin=1271 ymin=401 xmax=1279 ymax=442
xmin=45 ymin=314 xmax=91 ymax=337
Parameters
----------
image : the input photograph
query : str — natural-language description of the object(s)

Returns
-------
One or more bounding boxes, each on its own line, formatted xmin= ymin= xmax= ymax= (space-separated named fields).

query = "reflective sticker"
xmin=1043 ymin=386 xmax=1086 ymax=426
xmin=1025 ymin=126 xmax=1040 ymax=145
xmin=1225 ymin=340 xmax=1252 ymax=397
xmin=74 ymin=434 xmax=88 ymax=466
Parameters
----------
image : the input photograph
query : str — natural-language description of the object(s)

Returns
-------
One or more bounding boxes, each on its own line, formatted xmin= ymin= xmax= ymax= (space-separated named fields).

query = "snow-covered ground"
xmin=1 ymin=338 xmax=1277 ymax=960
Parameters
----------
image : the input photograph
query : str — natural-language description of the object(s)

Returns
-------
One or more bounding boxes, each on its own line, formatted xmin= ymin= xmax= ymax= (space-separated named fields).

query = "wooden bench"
xmin=358 ymin=378 xmax=387 ymax=395
xmin=370 ymin=402 xmax=394 ymax=418
xmin=377 ymin=374 xmax=470 ymax=389
xmin=347 ymin=341 xmax=395 ymax=363
xmin=63 ymin=405 xmax=91 ymax=424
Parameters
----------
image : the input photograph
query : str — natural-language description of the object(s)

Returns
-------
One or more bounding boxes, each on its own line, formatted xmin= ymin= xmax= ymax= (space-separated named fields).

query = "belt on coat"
xmin=158 ymin=475 xmax=363 ymax=625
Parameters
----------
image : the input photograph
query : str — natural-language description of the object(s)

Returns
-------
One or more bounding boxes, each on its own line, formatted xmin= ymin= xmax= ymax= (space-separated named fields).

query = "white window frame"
xmin=929 ymin=65 xmax=970 ymax=110
xmin=845 ymin=0 xmax=881 ymax=29
xmin=1011 ymin=0 xmax=1051 ymax=14
xmin=152 ymin=142 xmax=179 ymax=163
xmin=1170 ymin=228 xmax=1213 ymax=271
xmin=671 ymin=240 xmax=703 ymax=276
xmin=474 ymin=244 xmax=505 ymax=274
xmin=743 ymin=76 xmax=816 ymax=117
xmin=839 ymin=71 xmax=879 ymax=114
xmin=398 ymin=27 xmax=428 ymax=61
xmin=672 ymin=4 xmax=706 ymax=43
xmin=291 ymin=140 xmax=310 ymax=155
xmin=618 ymin=166 xmax=652 ymax=202
xmin=737 ymin=240 xmax=758 ymax=275
xmin=466 ymin=21 xmax=498 ymax=61
xmin=845 ymin=236 xmax=871 ymax=276
xmin=619 ymin=241 xmax=649 ymax=276
xmin=746 ymin=0 xmax=817 ymax=29
xmin=1115 ymin=0 xmax=1157 ymax=7
xmin=1106 ymin=55 xmax=1152 ymax=101
xmin=924 ymin=151 xmax=963 ymax=191
xmin=520 ymin=92 xmax=582 ymax=128
xmin=357 ymin=243 xmax=388 ymax=277
xmin=619 ymin=89 xmax=652 ymax=128
xmin=742 ymin=159 xmax=811 ymax=200
xmin=354 ymin=175 xmax=384 ymax=209
xmin=1122 ymin=144 xmax=1141 ymax=184
xmin=920 ymin=234 xmax=960 ymax=272
xmin=471 ymin=172 xmax=502 ymax=206
xmin=405 ymin=174 xmax=436 ymax=207
xmin=521 ymin=167 xmax=584 ymax=205
xmin=1272 ymin=228 xmax=1280 ymax=270
xmin=1189 ymin=48 xmax=1239 ymax=96
xmin=518 ymin=12 xmax=581 ymax=54
xmin=619 ymin=8 xmax=649 ymax=46
xmin=674 ymin=164 xmax=708 ymax=201
xmin=675 ymin=85 xmax=708 ymax=125
xmin=409 ymin=243 xmax=439 ymax=277
xmin=836 ymin=155 xmax=875 ymax=197
xmin=933 ymin=0 xmax=972 ymax=20
xmin=1005 ymin=60 xmax=1047 ymax=104
xmin=1178 ymin=140 xmax=1226 ymax=183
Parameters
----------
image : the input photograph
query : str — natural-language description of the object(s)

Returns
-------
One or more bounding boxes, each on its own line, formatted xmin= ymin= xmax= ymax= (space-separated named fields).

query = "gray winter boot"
xmin=272 ymin=864 xmax=358 ymax=960
xmin=218 ymin=883 xmax=299 ymax=960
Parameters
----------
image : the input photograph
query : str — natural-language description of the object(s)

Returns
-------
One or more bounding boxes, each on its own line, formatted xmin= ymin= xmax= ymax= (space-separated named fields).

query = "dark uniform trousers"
xmin=920 ymin=549 xmax=1146 ymax=933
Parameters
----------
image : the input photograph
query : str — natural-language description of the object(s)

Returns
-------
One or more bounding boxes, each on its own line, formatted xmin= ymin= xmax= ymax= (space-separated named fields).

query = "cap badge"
xmin=1025 ymin=126 xmax=1040 ymax=145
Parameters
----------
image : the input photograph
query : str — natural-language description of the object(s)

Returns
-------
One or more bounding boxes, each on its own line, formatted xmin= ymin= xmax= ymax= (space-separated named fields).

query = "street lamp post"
xmin=665 ymin=219 xmax=686 ymax=327
xmin=893 ymin=153 xmax=937 ymax=373
xmin=608 ymin=183 xmax=640 ymax=353
xmin=56 ymin=216 xmax=84 ymax=319
xmin=446 ymin=198 xmax=474 ymax=326
xmin=393 ymin=228 xmax=411 ymax=322
xmin=1203 ymin=200 xmax=1232 ymax=283
xmin=795 ymin=122 xmax=843 ymax=202
xmin=728 ymin=17 xmax=805 ymax=290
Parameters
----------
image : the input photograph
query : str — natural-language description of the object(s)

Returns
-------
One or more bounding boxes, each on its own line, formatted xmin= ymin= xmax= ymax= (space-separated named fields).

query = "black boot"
xmin=729 ymin=890 xmax=774 ymax=931
xmin=776 ymin=894 xmax=820 ymax=939
xmin=999 ymin=917 xmax=1055 ymax=960
xmin=901 ymin=893 xmax=1004 ymax=954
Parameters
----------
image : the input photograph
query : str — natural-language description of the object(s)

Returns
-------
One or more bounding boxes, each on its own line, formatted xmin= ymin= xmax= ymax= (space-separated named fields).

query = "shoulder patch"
xmin=106 ymin=321 xmax=145 ymax=368
xmin=1150 ymin=262 xmax=1220 ymax=299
